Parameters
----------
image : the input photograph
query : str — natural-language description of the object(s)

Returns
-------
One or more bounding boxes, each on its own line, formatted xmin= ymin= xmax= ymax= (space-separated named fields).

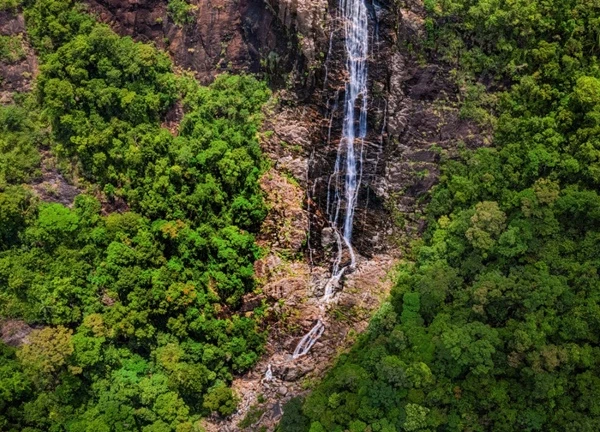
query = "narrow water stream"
xmin=291 ymin=0 xmax=369 ymax=359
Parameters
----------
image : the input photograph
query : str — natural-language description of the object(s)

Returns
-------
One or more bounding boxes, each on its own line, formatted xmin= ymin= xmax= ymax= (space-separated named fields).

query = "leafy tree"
xmin=202 ymin=383 xmax=239 ymax=417
xmin=16 ymin=326 xmax=74 ymax=385
xmin=0 ymin=103 xmax=43 ymax=188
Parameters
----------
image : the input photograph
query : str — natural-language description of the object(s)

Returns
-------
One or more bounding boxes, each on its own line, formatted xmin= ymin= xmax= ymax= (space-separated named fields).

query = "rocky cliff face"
xmin=294 ymin=0 xmax=485 ymax=258
xmin=87 ymin=0 xmax=309 ymax=84
xmin=0 ymin=10 xmax=37 ymax=103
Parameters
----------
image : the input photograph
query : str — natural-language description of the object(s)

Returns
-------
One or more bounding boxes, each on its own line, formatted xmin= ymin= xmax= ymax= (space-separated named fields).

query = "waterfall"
xmin=263 ymin=364 xmax=273 ymax=382
xmin=338 ymin=0 xmax=368 ymax=248
xmin=292 ymin=0 xmax=369 ymax=359
xmin=326 ymin=0 xmax=369 ymax=294
xmin=292 ymin=320 xmax=325 ymax=359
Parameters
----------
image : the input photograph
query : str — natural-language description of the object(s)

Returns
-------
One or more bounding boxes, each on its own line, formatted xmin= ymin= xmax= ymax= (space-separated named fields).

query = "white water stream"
xmin=291 ymin=0 xmax=369 ymax=360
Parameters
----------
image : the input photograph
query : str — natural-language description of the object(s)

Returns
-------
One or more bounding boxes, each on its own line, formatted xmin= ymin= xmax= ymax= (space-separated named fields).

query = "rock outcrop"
xmin=87 ymin=0 xmax=305 ymax=83
xmin=0 ymin=319 xmax=34 ymax=347
xmin=265 ymin=0 xmax=327 ymax=65
xmin=0 ymin=9 xmax=38 ymax=103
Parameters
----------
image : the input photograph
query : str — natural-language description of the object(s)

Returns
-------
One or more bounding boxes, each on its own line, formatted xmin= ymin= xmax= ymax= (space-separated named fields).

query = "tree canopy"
xmin=0 ymin=1 xmax=270 ymax=430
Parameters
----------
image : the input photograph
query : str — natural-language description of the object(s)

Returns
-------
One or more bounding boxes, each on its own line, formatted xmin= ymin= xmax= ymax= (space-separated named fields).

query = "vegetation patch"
xmin=167 ymin=0 xmax=195 ymax=26
xmin=0 ymin=0 xmax=271 ymax=430
xmin=238 ymin=404 xmax=266 ymax=429
xmin=0 ymin=35 xmax=26 ymax=63
xmin=0 ymin=0 xmax=21 ymax=11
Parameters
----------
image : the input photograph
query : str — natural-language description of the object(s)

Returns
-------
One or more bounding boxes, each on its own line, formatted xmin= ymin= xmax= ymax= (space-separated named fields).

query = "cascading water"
xmin=292 ymin=0 xmax=369 ymax=359
xmin=337 ymin=0 xmax=369 ymax=250
xmin=292 ymin=320 xmax=325 ymax=359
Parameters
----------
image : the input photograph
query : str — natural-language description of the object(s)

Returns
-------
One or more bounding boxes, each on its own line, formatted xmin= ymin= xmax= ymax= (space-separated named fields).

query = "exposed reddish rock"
xmin=203 ymin=253 xmax=395 ymax=432
xmin=30 ymin=150 xmax=82 ymax=207
xmin=0 ymin=10 xmax=38 ymax=103
xmin=86 ymin=0 xmax=301 ymax=83
xmin=256 ymin=168 xmax=308 ymax=252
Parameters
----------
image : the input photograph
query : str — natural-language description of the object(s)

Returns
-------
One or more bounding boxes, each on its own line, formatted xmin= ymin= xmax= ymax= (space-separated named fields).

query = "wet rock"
xmin=270 ymin=402 xmax=282 ymax=419
xmin=309 ymin=266 xmax=329 ymax=297
xmin=320 ymin=227 xmax=335 ymax=249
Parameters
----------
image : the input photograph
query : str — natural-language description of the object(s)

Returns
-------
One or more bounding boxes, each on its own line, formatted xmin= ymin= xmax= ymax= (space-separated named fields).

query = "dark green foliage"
xmin=0 ymin=0 xmax=270 ymax=430
xmin=239 ymin=404 xmax=266 ymax=429
xmin=0 ymin=102 xmax=43 ymax=189
xmin=278 ymin=397 xmax=310 ymax=432
xmin=283 ymin=1 xmax=600 ymax=431
xmin=0 ymin=186 xmax=34 ymax=250
xmin=0 ymin=0 xmax=21 ymax=11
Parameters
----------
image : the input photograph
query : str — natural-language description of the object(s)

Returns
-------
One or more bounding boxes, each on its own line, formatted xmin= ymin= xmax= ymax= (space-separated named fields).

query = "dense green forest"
xmin=281 ymin=0 xmax=600 ymax=431
xmin=5 ymin=0 xmax=600 ymax=430
xmin=0 ymin=0 xmax=270 ymax=430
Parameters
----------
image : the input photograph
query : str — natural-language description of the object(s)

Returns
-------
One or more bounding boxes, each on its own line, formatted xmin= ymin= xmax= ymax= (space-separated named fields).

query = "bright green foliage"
xmin=167 ymin=0 xmax=195 ymax=26
xmin=36 ymin=24 xmax=178 ymax=178
xmin=202 ymin=382 xmax=239 ymax=417
xmin=23 ymin=0 xmax=95 ymax=56
xmin=17 ymin=326 xmax=74 ymax=382
xmin=0 ymin=0 xmax=270 ymax=430
xmin=281 ymin=1 xmax=600 ymax=431
xmin=424 ymin=0 xmax=600 ymax=81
